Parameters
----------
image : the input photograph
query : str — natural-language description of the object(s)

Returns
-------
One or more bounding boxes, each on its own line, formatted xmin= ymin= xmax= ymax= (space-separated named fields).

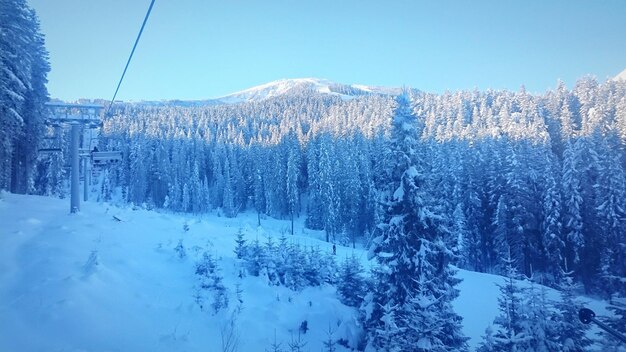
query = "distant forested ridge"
xmin=0 ymin=0 xmax=50 ymax=193
xmin=37 ymin=77 xmax=626 ymax=297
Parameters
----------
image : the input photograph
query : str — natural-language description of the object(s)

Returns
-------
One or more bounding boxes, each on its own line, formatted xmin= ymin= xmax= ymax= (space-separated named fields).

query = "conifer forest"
xmin=2 ymin=0 xmax=626 ymax=350
xmin=77 ymin=80 xmax=626 ymax=298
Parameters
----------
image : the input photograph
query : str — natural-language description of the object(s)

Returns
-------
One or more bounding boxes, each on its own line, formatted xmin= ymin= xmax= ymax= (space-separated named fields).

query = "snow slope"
xmin=0 ymin=193 xmax=611 ymax=351
xmin=614 ymin=68 xmax=626 ymax=81
xmin=216 ymin=78 xmax=399 ymax=104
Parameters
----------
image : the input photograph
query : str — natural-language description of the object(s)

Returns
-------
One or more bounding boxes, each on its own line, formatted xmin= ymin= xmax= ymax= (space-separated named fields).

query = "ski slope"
xmin=0 ymin=193 xmax=611 ymax=351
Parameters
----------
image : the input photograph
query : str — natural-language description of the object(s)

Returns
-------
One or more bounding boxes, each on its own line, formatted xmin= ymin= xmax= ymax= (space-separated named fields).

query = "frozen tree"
xmin=285 ymin=131 xmax=301 ymax=235
xmin=553 ymin=270 xmax=591 ymax=351
xmin=601 ymin=298 xmax=626 ymax=351
xmin=483 ymin=253 xmax=528 ymax=351
xmin=288 ymin=332 xmax=307 ymax=352
xmin=364 ymin=93 xmax=467 ymax=351
xmin=266 ymin=330 xmax=285 ymax=352
xmin=0 ymin=0 xmax=50 ymax=192
xmin=323 ymin=323 xmax=337 ymax=352
xmin=594 ymin=135 xmax=626 ymax=297
xmin=540 ymin=154 xmax=564 ymax=285
xmin=195 ymin=251 xmax=229 ymax=313
xmin=337 ymin=254 xmax=366 ymax=307
xmin=234 ymin=229 xmax=247 ymax=259
xmin=523 ymin=279 xmax=559 ymax=352
xmin=561 ymin=140 xmax=584 ymax=272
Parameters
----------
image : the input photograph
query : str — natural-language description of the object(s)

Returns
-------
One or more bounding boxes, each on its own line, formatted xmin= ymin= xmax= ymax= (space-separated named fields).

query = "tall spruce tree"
xmin=480 ymin=252 xmax=529 ymax=351
xmin=363 ymin=93 xmax=467 ymax=351
xmin=553 ymin=270 xmax=591 ymax=351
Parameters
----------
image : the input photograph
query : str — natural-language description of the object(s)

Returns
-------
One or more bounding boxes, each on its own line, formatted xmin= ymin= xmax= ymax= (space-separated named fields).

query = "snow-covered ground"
xmin=0 ymin=193 xmax=611 ymax=351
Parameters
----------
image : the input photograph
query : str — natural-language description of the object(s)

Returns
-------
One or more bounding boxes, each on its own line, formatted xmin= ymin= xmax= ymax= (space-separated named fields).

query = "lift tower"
xmin=44 ymin=103 xmax=102 ymax=213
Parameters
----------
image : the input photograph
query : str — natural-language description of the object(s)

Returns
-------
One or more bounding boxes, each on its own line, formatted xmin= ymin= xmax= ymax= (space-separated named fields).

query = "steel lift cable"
xmin=105 ymin=0 xmax=156 ymax=116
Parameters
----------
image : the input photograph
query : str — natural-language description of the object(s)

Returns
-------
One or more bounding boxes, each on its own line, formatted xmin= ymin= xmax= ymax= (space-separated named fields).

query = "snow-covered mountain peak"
xmin=613 ymin=67 xmax=626 ymax=81
xmin=217 ymin=78 xmax=399 ymax=104
xmin=126 ymin=78 xmax=404 ymax=107
xmin=218 ymin=78 xmax=334 ymax=103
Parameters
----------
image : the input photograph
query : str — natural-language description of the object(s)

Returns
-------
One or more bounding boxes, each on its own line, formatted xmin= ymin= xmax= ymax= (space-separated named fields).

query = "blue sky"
xmin=30 ymin=0 xmax=626 ymax=101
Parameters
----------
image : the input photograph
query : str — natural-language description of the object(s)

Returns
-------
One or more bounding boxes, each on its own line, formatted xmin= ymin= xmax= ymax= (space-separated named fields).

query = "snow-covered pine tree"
xmin=265 ymin=235 xmax=280 ymax=285
xmin=575 ymin=135 xmax=605 ymax=293
xmin=246 ymin=238 xmax=267 ymax=277
xmin=128 ymin=140 xmax=148 ymax=206
xmin=323 ymin=323 xmax=337 ymax=352
xmin=460 ymin=145 xmax=486 ymax=272
xmin=285 ymin=130 xmax=301 ymax=235
xmin=174 ymin=239 xmax=186 ymax=259
xmin=35 ymin=147 xmax=66 ymax=198
xmin=274 ymin=234 xmax=289 ymax=284
xmin=222 ymin=147 xmax=237 ymax=218
xmin=371 ymin=301 xmax=403 ymax=352
xmin=337 ymin=253 xmax=366 ymax=307
xmin=302 ymin=246 xmax=322 ymax=287
xmin=305 ymin=137 xmax=324 ymax=231
xmin=492 ymin=142 xmax=537 ymax=277
xmin=482 ymin=251 xmax=529 ymax=351
xmin=476 ymin=326 xmax=496 ymax=352
xmin=561 ymin=139 xmax=584 ymax=277
xmin=451 ymin=202 xmax=469 ymax=268
xmin=284 ymin=242 xmax=306 ymax=291
xmin=0 ymin=0 xmax=49 ymax=193
xmin=287 ymin=331 xmax=307 ymax=352
xmin=266 ymin=329 xmax=285 ymax=352
xmin=523 ymin=278 xmax=560 ymax=352
xmin=195 ymin=251 xmax=228 ymax=313
xmin=363 ymin=92 xmax=467 ymax=351
xmin=319 ymin=250 xmax=338 ymax=285
xmin=318 ymin=133 xmax=341 ymax=242
xmin=594 ymin=134 xmax=626 ymax=297
xmin=234 ymin=229 xmax=247 ymax=259
xmin=601 ymin=297 xmax=626 ymax=351
xmin=553 ymin=269 xmax=591 ymax=351
xmin=540 ymin=153 xmax=564 ymax=286
xmin=250 ymin=144 xmax=267 ymax=226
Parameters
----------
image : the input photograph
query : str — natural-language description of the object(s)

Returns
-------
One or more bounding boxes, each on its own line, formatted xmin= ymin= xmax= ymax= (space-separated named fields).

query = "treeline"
xmin=37 ymin=77 xmax=626 ymax=297
xmin=0 ymin=0 xmax=50 ymax=193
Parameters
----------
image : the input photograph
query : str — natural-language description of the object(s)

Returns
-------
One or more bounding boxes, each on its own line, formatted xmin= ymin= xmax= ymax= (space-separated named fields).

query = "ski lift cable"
xmin=105 ymin=0 xmax=156 ymax=116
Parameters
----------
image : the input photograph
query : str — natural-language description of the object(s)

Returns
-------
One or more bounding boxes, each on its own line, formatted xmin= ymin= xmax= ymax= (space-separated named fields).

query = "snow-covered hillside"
xmin=114 ymin=78 xmax=402 ymax=107
xmin=216 ymin=78 xmax=400 ymax=104
xmin=0 ymin=193 xmax=611 ymax=351
xmin=614 ymin=68 xmax=626 ymax=81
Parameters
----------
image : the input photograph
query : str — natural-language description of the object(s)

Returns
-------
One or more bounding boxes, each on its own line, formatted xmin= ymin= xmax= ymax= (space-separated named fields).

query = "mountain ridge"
xmin=122 ymin=78 xmax=403 ymax=107
xmin=216 ymin=78 xmax=402 ymax=104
